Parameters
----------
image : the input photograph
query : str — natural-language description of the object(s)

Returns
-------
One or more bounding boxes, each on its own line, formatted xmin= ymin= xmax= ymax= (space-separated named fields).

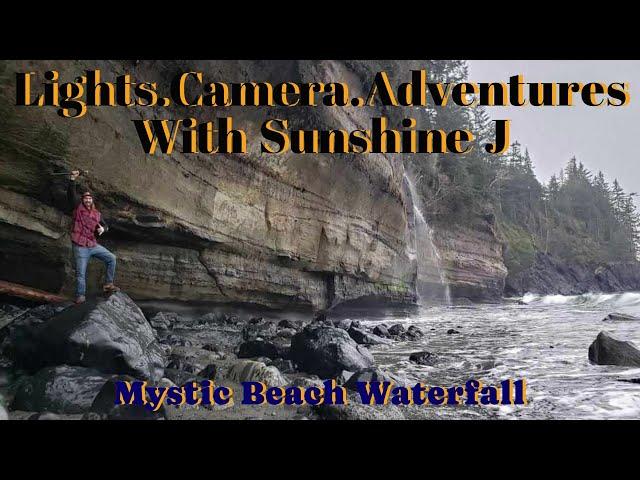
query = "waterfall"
xmin=404 ymin=173 xmax=451 ymax=304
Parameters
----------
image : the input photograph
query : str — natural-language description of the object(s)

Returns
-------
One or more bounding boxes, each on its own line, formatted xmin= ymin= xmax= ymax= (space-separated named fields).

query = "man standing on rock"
xmin=68 ymin=170 xmax=119 ymax=304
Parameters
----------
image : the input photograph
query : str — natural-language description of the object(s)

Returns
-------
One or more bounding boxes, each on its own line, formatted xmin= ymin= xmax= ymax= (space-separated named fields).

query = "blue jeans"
xmin=73 ymin=244 xmax=117 ymax=296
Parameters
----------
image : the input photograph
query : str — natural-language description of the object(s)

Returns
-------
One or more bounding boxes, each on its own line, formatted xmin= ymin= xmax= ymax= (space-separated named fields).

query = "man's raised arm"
xmin=67 ymin=170 xmax=82 ymax=210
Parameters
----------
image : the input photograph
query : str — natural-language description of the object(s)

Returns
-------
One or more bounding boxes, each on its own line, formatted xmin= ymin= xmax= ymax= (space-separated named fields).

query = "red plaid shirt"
xmin=71 ymin=204 xmax=101 ymax=247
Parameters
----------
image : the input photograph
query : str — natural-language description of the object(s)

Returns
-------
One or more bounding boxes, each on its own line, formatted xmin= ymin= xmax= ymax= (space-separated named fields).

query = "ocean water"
xmin=350 ymin=292 xmax=640 ymax=419
xmin=8 ymin=293 xmax=636 ymax=420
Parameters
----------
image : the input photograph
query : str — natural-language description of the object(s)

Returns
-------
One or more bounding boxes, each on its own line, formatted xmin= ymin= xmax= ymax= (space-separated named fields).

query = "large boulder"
xmin=589 ymin=331 xmax=640 ymax=367
xmin=333 ymin=319 xmax=353 ymax=331
xmin=10 ymin=365 xmax=112 ymax=414
xmin=372 ymin=324 xmax=391 ymax=338
xmin=406 ymin=325 xmax=424 ymax=339
xmin=344 ymin=367 xmax=410 ymax=391
xmin=603 ymin=313 xmax=640 ymax=322
xmin=89 ymin=375 xmax=165 ymax=420
xmin=11 ymin=292 xmax=166 ymax=381
xmin=388 ymin=324 xmax=406 ymax=336
xmin=237 ymin=340 xmax=283 ymax=360
xmin=409 ymin=351 xmax=438 ymax=366
xmin=290 ymin=325 xmax=374 ymax=378
xmin=347 ymin=326 xmax=390 ymax=346
xmin=225 ymin=360 xmax=287 ymax=387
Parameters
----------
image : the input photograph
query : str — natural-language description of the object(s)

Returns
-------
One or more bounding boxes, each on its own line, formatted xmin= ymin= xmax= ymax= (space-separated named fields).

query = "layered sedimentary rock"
xmin=430 ymin=218 xmax=508 ymax=300
xmin=1 ymin=60 xmax=426 ymax=310
xmin=504 ymin=252 xmax=640 ymax=297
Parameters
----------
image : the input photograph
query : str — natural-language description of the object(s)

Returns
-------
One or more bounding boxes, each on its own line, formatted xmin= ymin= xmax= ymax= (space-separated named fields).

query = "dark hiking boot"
xmin=103 ymin=283 xmax=120 ymax=293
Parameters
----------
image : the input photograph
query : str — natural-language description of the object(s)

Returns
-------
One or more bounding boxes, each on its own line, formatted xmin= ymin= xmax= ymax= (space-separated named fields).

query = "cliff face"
xmin=0 ymin=60 xmax=510 ymax=309
xmin=505 ymin=252 xmax=640 ymax=297
xmin=0 ymin=60 xmax=422 ymax=310
xmin=431 ymin=218 xmax=508 ymax=301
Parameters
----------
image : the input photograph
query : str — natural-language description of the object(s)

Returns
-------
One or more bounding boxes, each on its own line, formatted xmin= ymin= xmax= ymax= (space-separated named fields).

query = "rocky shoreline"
xmin=3 ymin=291 xmax=640 ymax=420
xmin=0 ymin=292 xmax=439 ymax=420
xmin=504 ymin=252 xmax=640 ymax=297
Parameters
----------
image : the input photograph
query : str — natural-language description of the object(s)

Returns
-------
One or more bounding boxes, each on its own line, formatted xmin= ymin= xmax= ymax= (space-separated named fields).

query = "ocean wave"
xmin=520 ymin=292 xmax=640 ymax=307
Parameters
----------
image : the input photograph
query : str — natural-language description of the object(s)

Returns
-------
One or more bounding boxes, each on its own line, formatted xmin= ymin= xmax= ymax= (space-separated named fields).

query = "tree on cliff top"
xmin=406 ymin=60 xmax=640 ymax=270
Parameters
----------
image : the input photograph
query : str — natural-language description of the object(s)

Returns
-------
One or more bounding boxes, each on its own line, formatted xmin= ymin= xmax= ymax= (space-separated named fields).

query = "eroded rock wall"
xmin=0 ymin=60 xmax=423 ymax=310
xmin=505 ymin=252 xmax=640 ymax=297
xmin=431 ymin=218 xmax=508 ymax=301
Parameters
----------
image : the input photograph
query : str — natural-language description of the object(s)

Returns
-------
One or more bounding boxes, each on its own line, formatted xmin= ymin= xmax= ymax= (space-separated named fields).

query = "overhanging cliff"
xmin=0 ymin=60 xmax=509 ymax=309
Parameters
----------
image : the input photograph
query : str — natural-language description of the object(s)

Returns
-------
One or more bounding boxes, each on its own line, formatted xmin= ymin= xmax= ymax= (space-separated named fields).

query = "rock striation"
xmin=0 ymin=60 xmax=427 ymax=310
xmin=505 ymin=252 xmax=640 ymax=297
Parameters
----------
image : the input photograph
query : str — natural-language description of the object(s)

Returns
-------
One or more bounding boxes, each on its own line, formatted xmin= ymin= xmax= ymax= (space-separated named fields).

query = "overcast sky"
xmin=467 ymin=60 xmax=640 ymax=206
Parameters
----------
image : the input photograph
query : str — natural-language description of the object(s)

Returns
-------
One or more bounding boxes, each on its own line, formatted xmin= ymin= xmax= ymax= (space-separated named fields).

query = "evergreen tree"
xmin=593 ymin=171 xmax=609 ymax=197
xmin=612 ymin=179 xmax=626 ymax=218
xmin=523 ymin=148 xmax=534 ymax=174
xmin=405 ymin=60 xmax=640 ymax=267
xmin=566 ymin=157 xmax=578 ymax=178
xmin=547 ymin=174 xmax=560 ymax=199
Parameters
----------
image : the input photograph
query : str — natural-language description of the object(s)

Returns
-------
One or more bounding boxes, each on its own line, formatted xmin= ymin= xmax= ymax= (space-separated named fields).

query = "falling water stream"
xmin=404 ymin=173 xmax=451 ymax=304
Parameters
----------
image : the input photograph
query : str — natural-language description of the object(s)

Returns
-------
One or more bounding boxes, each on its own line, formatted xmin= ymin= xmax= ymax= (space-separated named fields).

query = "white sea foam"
xmin=363 ymin=294 xmax=640 ymax=419
xmin=520 ymin=291 xmax=640 ymax=308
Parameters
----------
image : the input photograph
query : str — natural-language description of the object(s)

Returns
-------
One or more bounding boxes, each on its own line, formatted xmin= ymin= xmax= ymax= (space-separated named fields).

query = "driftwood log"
xmin=0 ymin=280 xmax=70 ymax=330
xmin=0 ymin=280 xmax=69 ymax=304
